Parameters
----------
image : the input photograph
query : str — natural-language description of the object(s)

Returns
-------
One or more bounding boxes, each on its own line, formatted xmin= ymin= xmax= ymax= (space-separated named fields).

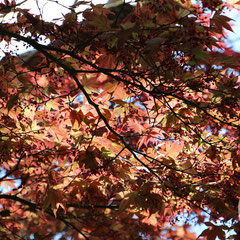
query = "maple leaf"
xmin=127 ymin=118 xmax=145 ymax=133
xmin=198 ymin=224 xmax=227 ymax=240
xmin=165 ymin=141 xmax=184 ymax=159
xmin=142 ymin=212 xmax=158 ymax=226
xmin=43 ymin=188 xmax=66 ymax=217
xmin=211 ymin=13 xmax=234 ymax=34
xmin=1 ymin=0 xmax=240 ymax=239
xmin=0 ymin=179 xmax=16 ymax=192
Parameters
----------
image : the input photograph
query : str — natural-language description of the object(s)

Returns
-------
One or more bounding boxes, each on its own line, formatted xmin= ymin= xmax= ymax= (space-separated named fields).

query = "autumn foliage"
xmin=1 ymin=0 xmax=240 ymax=239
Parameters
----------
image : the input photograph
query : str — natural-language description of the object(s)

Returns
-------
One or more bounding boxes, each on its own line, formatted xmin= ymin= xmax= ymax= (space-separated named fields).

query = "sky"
xmin=225 ymin=8 xmax=240 ymax=51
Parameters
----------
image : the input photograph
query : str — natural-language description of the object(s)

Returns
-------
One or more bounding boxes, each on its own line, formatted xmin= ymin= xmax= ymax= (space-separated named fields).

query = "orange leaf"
xmin=43 ymin=188 xmax=66 ymax=217
xmin=166 ymin=141 xmax=184 ymax=159
xmin=128 ymin=119 xmax=145 ymax=133
xmin=95 ymin=54 xmax=115 ymax=69
xmin=0 ymin=179 xmax=16 ymax=192
xmin=142 ymin=213 xmax=158 ymax=226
